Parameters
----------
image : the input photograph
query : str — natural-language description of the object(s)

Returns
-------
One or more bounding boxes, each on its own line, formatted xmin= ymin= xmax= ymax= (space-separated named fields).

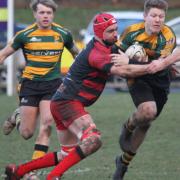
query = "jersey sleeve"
xmin=159 ymin=27 xmax=176 ymax=58
xmin=61 ymin=29 xmax=74 ymax=50
xmin=117 ymin=27 xmax=133 ymax=51
xmin=88 ymin=50 xmax=113 ymax=73
xmin=11 ymin=32 xmax=24 ymax=50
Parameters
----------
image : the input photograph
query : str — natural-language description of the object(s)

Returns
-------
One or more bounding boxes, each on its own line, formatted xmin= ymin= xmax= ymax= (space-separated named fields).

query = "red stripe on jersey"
xmin=83 ymin=79 xmax=104 ymax=91
xmin=88 ymin=71 xmax=107 ymax=79
xmin=78 ymin=91 xmax=97 ymax=101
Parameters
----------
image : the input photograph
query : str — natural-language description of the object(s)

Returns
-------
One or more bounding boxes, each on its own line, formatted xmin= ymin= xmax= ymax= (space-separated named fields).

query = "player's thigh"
xmin=51 ymin=100 xmax=95 ymax=136
xmin=19 ymin=105 xmax=39 ymax=131
xmin=153 ymin=88 xmax=168 ymax=117
xmin=51 ymin=100 xmax=89 ymax=130
xmin=128 ymin=79 xmax=155 ymax=107
xmin=19 ymin=95 xmax=40 ymax=131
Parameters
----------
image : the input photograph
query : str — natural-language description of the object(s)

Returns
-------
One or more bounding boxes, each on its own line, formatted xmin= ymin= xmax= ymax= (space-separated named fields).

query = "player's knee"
xmin=140 ymin=104 xmax=157 ymax=122
xmin=82 ymin=134 xmax=102 ymax=156
xmin=79 ymin=126 xmax=102 ymax=156
xmin=20 ymin=128 xmax=34 ymax=139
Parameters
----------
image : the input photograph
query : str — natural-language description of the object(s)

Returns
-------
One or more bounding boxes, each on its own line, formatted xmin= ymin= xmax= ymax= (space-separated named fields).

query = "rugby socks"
xmin=61 ymin=144 xmax=77 ymax=157
xmin=47 ymin=146 xmax=85 ymax=179
xmin=16 ymin=152 xmax=59 ymax=177
xmin=121 ymin=151 xmax=136 ymax=165
xmin=32 ymin=144 xmax=49 ymax=160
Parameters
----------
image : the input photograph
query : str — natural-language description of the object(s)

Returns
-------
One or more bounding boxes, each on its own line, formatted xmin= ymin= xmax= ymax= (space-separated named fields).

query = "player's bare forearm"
xmin=147 ymin=48 xmax=180 ymax=74
xmin=110 ymin=64 xmax=149 ymax=78
xmin=163 ymin=48 xmax=180 ymax=66
xmin=0 ymin=51 xmax=8 ymax=64
xmin=0 ymin=45 xmax=15 ymax=64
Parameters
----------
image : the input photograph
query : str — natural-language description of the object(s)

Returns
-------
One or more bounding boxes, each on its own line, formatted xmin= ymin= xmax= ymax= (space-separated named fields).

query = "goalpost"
xmin=6 ymin=0 xmax=15 ymax=96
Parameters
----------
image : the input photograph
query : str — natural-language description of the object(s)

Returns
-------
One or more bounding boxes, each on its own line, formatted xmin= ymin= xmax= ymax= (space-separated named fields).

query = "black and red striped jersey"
xmin=52 ymin=38 xmax=113 ymax=106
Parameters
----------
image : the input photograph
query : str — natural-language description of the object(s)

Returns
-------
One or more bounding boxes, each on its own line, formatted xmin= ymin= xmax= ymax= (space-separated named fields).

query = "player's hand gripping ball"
xmin=125 ymin=42 xmax=148 ymax=62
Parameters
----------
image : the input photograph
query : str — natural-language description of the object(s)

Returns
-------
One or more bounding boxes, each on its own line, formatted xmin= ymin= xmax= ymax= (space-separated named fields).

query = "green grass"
xmin=0 ymin=91 xmax=180 ymax=179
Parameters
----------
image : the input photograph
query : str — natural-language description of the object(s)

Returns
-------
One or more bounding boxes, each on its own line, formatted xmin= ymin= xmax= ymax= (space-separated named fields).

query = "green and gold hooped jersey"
xmin=11 ymin=23 xmax=74 ymax=81
xmin=118 ymin=22 xmax=176 ymax=61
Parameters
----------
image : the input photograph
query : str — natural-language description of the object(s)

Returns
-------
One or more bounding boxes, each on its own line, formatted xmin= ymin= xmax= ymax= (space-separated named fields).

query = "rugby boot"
xmin=3 ymin=108 xmax=20 ymax=135
xmin=5 ymin=164 xmax=20 ymax=180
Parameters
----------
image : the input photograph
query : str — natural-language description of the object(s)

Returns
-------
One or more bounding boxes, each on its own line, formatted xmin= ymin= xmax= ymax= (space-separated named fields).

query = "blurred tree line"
xmin=15 ymin=0 xmax=180 ymax=8
xmin=14 ymin=0 xmax=180 ymax=40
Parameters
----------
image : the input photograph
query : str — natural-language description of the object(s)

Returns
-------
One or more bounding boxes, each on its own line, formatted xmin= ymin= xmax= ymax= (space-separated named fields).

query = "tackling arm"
xmin=110 ymin=64 xmax=149 ymax=78
xmin=109 ymin=48 xmax=149 ymax=77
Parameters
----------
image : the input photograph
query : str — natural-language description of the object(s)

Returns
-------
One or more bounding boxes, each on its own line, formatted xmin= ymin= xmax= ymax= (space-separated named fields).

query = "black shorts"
xmin=128 ymin=79 xmax=169 ymax=117
xmin=19 ymin=78 xmax=62 ymax=107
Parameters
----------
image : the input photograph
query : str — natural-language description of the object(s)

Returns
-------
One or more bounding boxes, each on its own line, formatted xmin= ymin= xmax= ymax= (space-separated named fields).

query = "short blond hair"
xmin=30 ymin=0 xmax=58 ymax=12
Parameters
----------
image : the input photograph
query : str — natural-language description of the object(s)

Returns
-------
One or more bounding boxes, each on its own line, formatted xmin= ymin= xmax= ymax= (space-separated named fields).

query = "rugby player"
xmin=4 ymin=12 xmax=155 ymax=180
xmin=112 ymin=0 xmax=176 ymax=179
xmin=1 ymin=0 xmax=79 ymax=179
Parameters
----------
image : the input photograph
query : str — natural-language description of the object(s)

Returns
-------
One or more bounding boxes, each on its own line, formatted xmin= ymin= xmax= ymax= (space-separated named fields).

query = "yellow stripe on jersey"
xmin=26 ymin=54 xmax=60 ymax=62
xmin=24 ymin=42 xmax=63 ymax=50
xmin=52 ymin=22 xmax=63 ymax=28
xmin=14 ymin=24 xmax=37 ymax=36
xmin=160 ymin=26 xmax=176 ymax=57
xmin=29 ymin=28 xmax=61 ymax=38
xmin=120 ymin=22 xmax=145 ymax=41
xmin=24 ymin=66 xmax=53 ymax=76
xmin=22 ymin=73 xmax=33 ymax=80
xmin=136 ymin=34 xmax=157 ymax=46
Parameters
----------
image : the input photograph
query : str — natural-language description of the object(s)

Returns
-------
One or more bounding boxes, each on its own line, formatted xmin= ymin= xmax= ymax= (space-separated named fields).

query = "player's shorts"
xmin=50 ymin=100 xmax=89 ymax=130
xmin=128 ymin=78 xmax=168 ymax=117
xmin=19 ymin=78 xmax=62 ymax=107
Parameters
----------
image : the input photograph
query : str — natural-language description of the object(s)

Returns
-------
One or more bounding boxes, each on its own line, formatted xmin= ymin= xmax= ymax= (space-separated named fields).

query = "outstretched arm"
xmin=110 ymin=63 xmax=149 ymax=78
xmin=147 ymin=48 xmax=180 ymax=74
xmin=0 ymin=44 xmax=16 ymax=64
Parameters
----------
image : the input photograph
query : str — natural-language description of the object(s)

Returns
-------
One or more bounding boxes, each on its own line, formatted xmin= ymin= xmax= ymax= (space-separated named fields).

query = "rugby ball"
xmin=125 ymin=42 xmax=147 ymax=62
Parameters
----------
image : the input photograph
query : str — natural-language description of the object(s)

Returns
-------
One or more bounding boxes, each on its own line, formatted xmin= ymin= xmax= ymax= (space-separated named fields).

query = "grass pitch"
xmin=0 ymin=91 xmax=180 ymax=180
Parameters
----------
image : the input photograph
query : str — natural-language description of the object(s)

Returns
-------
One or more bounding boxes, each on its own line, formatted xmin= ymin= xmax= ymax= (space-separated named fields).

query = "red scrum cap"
xmin=93 ymin=13 xmax=117 ymax=39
